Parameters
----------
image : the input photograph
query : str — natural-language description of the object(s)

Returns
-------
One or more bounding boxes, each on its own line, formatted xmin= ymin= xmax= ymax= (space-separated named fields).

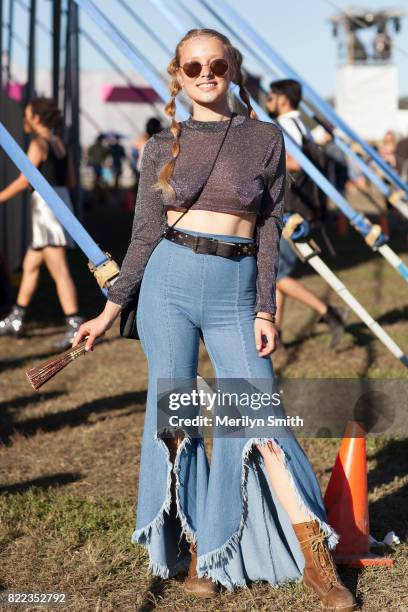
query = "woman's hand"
xmin=254 ymin=315 xmax=278 ymax=357
xmin=72 ymin=300 xmax=122 ymax=351
xmin=72 ymin=314 xmax=110 ymax=351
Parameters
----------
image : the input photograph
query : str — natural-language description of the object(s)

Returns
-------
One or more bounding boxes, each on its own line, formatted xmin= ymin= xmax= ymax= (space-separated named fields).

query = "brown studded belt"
xmin=163 ymin=226 xmax=257 ymax=258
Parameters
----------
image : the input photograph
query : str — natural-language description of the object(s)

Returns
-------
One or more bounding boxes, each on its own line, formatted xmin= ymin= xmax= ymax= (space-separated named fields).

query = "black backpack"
xmin=285 ymin=119 xmax=328 ymax=225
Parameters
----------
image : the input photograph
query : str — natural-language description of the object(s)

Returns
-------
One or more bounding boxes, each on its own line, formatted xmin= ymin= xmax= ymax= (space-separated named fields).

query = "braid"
xmin=229 ymin=46 xmax=257 ymax=120
xmin=153 ymin=59 xmax=182 ymax=198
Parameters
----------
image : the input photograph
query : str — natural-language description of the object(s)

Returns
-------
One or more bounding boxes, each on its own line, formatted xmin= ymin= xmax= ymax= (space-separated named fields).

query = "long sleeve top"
xmin=108 ymin=112 xmax=286 ymax=315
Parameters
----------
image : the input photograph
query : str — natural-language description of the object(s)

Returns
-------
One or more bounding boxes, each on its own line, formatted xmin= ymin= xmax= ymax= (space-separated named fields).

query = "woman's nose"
xmin=200 ymin=64 xmax=212 ymax=78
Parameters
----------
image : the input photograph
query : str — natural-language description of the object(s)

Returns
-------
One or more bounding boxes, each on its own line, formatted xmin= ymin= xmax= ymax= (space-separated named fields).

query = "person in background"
xmin=106 ymin=133 xmax=126 ymax=190
xmin=87 ymin=133 xmax=107 ymax=189
xmin=378 ymin=130 xmax=397 ymax=168
xmin=267 ymin=79 xmax=348 ymax=349
xmin=395 ymin=136 xmax=408 ymax=182
xmin=346 ymin=158 xmax=367 ymax=194
xmin=0 ymin=97 xmax=84 ymax=349
xmin=130 ymin=118 xmax=163 ymax=193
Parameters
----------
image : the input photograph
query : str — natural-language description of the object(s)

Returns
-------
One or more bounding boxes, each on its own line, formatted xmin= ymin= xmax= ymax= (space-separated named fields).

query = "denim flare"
xmin=132 ymin=227 xmax=339 ymax=591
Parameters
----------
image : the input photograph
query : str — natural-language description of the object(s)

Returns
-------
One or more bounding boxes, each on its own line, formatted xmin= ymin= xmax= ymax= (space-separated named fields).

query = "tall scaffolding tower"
xmin=329 ymin=7 xmax=407 ymax=140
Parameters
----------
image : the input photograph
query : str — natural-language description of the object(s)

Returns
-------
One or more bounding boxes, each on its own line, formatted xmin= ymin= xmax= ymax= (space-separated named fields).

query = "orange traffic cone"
xmin=336 ymin=212 xmax=349 ymax=236
xmin=324 ymin=420 xmax=393 ymax=568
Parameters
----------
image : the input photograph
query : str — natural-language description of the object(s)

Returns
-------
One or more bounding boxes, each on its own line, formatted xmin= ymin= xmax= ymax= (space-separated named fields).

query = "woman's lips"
xmin=197 ymin=82 xmax=217 ymax=90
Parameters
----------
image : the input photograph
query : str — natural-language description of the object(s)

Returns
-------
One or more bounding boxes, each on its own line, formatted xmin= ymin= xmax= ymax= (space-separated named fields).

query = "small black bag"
xmin=285 ymin=118 xmax=328 ymax=225
xmin=119 ymin=113 xmax=234 ymax=340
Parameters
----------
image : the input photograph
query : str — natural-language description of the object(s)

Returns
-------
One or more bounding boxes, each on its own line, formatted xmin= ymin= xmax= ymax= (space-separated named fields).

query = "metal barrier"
xmin=199 ymin=0 xmax=408 ymax=197
xmin=184 ymin=0 xmax=408 ymax=218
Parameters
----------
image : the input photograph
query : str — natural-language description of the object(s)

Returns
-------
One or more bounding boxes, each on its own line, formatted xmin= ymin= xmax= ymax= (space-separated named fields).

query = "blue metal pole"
xmin=73 ymin=0 xmax=188 ymax=121
xmin=151 ymin=0 xmax=202 ymax=31
xmin=299 ymin=104 xmax=391 ymax=199
xmin=0 ymin=123 xmax=111 ymax=293
xmin=151 ymin=0 xmax=383 ymax=243
xmin=184 ymin=0 xmax=402 ymax=208
xmin=118 ymin=0 xmax=171 ymax=57
xmin=198 ymin=0 xmax=408 ymax=197
xmin=80 ymin=29 xmax=164 ymax=115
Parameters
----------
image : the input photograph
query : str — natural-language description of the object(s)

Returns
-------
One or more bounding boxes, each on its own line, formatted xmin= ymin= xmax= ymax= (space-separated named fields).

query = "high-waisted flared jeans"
xmin=133 ymin=227 xmax=340 ymax=591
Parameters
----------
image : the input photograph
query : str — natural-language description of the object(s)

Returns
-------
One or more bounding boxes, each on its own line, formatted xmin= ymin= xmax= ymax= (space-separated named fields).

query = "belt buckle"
xmin=194 ymin=236 xmax=217 ymax=255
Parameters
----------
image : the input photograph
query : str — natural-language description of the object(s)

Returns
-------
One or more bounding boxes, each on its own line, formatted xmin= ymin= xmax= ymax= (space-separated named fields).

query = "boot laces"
xmin=307 ymin=532 xmax=343 ymax=587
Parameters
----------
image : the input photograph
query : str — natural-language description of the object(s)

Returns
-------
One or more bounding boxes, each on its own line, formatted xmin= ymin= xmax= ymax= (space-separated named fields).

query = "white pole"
xmin=378 ymin=244 xmax=408 ymax=282
xmin=391 ymin=198 xmax=408 ymax=220
xmin=294 ymin=241 xmax=408 ymax=367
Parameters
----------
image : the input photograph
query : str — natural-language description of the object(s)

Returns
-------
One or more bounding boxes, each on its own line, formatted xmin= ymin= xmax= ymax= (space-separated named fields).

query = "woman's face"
xmin=24 ymin=104 xmax=40 ymax=133
xmin=384 ymin=131 xmax=395 ymax=145
xmin=176 ymin=36 xmax=232 ymax=107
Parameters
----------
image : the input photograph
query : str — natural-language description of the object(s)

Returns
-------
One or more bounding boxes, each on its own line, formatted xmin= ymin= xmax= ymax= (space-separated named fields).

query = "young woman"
xmin=0 ymin=97 xmax=83 ymax=349
xmin=73 ymin=29 xmax=356 ymax=610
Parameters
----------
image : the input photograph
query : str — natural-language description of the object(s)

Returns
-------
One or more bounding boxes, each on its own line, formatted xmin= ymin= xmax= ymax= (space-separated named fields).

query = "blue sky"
xmin=4 ymin=0 xmax=408 ymax=97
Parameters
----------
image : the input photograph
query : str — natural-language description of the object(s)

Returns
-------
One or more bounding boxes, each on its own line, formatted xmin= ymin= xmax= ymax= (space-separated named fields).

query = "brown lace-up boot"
xmin=165 ymin=435 xmax=218 ymax=597
xmin=184 ymin=541 xmax=219 ymax=598
xmin=293 ymin=520 xmax=357 ymax=611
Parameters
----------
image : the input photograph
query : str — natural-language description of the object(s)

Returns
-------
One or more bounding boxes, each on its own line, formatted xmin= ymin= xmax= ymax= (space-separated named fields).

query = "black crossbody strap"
xmin=291 ymin=117 xmax=306 ymax=144
xmin=166 ymin=112 xmax=235 ymax=232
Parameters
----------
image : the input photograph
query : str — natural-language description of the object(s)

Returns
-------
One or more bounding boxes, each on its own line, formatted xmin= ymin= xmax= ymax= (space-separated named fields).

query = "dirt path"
xmin=0 ymin=209 xmax=407 ymax=611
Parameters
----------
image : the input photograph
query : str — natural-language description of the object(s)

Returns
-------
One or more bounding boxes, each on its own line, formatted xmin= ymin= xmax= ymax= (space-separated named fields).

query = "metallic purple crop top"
xmin=108 ymin=113 xmax=286 ymax=314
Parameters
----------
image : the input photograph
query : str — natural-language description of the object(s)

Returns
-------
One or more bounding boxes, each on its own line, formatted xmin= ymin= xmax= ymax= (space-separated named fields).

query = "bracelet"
xmin=255 ymin=315 xmax=276 ymax=323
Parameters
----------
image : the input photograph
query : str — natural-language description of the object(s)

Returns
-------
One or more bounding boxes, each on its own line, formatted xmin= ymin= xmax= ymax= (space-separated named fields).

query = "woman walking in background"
xmin=0 ymin=97 xmax=83 ymax=350
xmin=73 ymin=29 xmax=356 ymax=610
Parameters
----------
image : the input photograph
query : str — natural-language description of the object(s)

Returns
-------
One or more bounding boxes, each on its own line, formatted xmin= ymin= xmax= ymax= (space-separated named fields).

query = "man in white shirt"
xmin=267 ymin=79 xmax=313 ymax=173
xmin=266 ymin=79 xmax=347 ymax=349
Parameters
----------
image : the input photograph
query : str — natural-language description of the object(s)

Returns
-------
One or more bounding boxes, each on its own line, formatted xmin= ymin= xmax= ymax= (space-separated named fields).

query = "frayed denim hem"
xmin=131 ymin=430 xmax=197 ymax=578
xmin=196 ymin=436 xmax=340 ymax=592
xmin=132 ymin=430 xmax=197 ymax=546
xmin=131 ymin=435 xmax=340 ymax=591
xmin=198 ymin=570 xmax=304 ymax=594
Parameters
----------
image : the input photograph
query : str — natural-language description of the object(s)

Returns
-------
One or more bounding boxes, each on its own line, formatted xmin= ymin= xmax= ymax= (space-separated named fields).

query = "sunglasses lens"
xmin=210 ymin=59 xmax=228 ymax=76
xmin=181 ymin=59 xmax=229 ymax=78
xmin=182 ymin=61 xmax=202 ymax=78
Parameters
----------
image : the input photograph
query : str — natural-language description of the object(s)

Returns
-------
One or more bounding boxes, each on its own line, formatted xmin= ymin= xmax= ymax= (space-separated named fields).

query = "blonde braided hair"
xmin=154 ymin=28 xmax=257 ymax=199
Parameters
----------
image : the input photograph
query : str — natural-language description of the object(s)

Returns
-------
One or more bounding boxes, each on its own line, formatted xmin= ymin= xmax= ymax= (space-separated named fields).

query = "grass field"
xmin=0 ymin=205 xmax=407 ymax=611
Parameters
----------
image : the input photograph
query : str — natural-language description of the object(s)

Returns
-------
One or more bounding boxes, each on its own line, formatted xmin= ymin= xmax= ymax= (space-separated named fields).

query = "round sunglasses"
xmin=181 ymin=58 xmax=229 ymax=79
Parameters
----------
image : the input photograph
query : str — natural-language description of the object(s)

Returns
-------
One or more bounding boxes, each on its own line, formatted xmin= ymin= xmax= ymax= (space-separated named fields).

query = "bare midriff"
xmin=166 ymin=208 xmax=257 ymax=239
